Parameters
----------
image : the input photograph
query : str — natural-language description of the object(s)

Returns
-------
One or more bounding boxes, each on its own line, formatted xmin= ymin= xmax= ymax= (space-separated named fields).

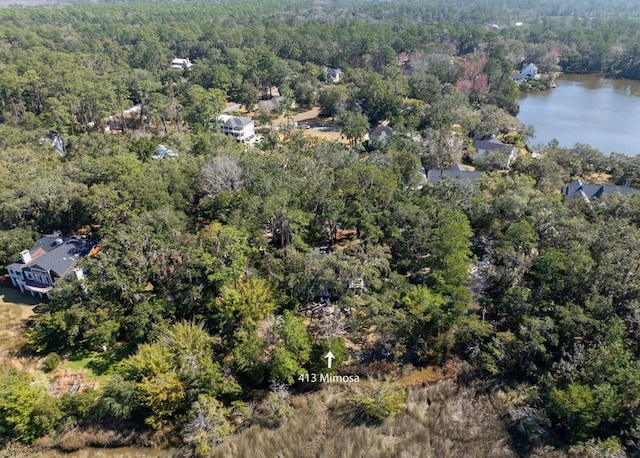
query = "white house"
xmin=220 ymin=116 xmax=255 ymax=142
xmin=521 ymin=63 xmax=538 ymax=78
xmin=170 ymin=58 xmax=194 ymax=70
xmin=324 ymin=67 xmax=343 ymax=83
xmin=5 ymin=232 xmax=97 ymax=298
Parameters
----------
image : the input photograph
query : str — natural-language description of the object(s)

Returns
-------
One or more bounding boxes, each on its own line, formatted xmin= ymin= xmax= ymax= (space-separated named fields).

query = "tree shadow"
xmin=86 ymin=344 xmax=135 ymax=375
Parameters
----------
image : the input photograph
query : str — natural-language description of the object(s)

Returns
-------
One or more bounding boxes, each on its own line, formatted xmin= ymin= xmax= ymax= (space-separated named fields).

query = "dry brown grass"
xmin=212 ymin=379 xmax=566 ymax=458
xmin=267 ymin=106 xmax=348 ymax=144
xmin=212 ymin=391 xmax=334 ymax=458
xmin=37 ymin=427 xmax=175 ymax=457
xmin=0 ymin=286 xmax=38 ymax=371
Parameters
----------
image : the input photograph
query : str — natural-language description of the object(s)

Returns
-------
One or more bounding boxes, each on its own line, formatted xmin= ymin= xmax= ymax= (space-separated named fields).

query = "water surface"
xmin=518 ymin=74 xmax=640 ymax=156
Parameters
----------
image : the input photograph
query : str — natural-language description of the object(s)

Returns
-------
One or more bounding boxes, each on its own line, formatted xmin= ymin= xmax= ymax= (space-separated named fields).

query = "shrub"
xmin=352 ymin=377 xmax=406 ymax=422
xmin=41 ymin=352 xmax=61 ymax=373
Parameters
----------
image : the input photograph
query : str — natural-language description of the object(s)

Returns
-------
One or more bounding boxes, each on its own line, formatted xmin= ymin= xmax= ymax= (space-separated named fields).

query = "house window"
xmin=33 ymin=272 xmax=49 ymax=284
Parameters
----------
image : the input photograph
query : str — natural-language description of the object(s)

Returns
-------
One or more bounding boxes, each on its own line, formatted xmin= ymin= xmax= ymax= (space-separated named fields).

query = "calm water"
xmin=518 ymin=74 xmax=640 ymax=156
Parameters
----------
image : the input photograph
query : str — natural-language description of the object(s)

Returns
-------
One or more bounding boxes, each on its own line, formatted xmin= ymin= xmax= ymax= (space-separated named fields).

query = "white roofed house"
xmin=220 ymin=116 xmax=255 ymax=143
xmin=170 ymin=58 xmax=194 ymax=70
xmin=5 ymin=232 xmax=97 ymax=298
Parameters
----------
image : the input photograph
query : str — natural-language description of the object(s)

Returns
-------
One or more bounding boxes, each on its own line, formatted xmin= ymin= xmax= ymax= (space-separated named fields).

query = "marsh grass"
xmin=0 ymin=287 xmax=37 ymax=370
xmin=213 ymin=379 xmax=567 ymax=458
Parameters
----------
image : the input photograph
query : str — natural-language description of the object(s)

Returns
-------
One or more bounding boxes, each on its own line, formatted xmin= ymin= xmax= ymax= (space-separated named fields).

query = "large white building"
xmin=220 ymin=116 xmax=255 ymax=142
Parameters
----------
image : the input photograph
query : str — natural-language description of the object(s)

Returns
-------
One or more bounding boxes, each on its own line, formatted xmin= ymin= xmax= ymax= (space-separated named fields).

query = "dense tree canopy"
xmin=3 ymin=0 xmax=640 ymax=455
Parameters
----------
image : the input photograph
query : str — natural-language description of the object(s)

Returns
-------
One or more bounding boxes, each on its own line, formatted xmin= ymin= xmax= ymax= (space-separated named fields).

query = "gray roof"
xmin=473 ymin=137 xmax=512 ymax=152
xmin=6 ymin=233 xmax=97 ymax=277
xmin=223 ymin=116 xmax=253 ymax=130
xmin=562 ymin=180 xmax=640 ymax=201
xmin=369 ymin=125 xmax=393 ymax=138
xmin=513 ymin=71 xmax=526 ymax=81
xmin=427 ymin=164 xmax=483 ymax=185
xmin=325 ymin=67 xmax=342 ymax=79
xmin=258 ymin=97 xmax=285 ymax=112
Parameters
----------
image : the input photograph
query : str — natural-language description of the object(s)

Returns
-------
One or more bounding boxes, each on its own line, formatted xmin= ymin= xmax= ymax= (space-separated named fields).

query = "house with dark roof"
xmin=368 ymin=125 xmax=393 ymax=148
xmin=472 ymin=136 xmax=519 ymax=168
xmin=513 ymin=71 xmax=526 ymax=85
xmin=258 ymin=96 xmax=286 ymax=114
xmin=426 ymin=164 xmax=483 ymax=186
xmin=324 ymin=67 xmax=343 ymax=83
xmin=5 ymin=232 xmax=97 ymax=298
xmin=220 ymin=115 xmax=255 ymax=142
xmin=562 ymin=180 xmax=640 ymax=202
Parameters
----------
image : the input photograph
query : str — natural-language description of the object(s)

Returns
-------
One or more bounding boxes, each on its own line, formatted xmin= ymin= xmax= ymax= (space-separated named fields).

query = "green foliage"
xmin=269 ymin=311 xmax=312 ymax=383
xmin=138 ymin=371 xmax=187 ymax=429
xmin=4 ymin=0 xmax=640 ymax=451
xmin=184 ymin=85 xmax=226 ymax=128
xmin=98 ymin=375 xmax=140 ymax=421
xmin=61 ymin=390 xmax=100 ymax=422
xmin=546 ymin=383 xmax=621 ymax=443
xmin=352 ymin=377 xmax=406 ymax=422
xmin=41 ymin=352 xmax=61 ymax=373
xmin=121 ymin=322 xmax=236 ymax=429
xmin=0 ymin=369 xmax=62 ymax=445
xmin=399 ymin=285 xmax=467 ymax=362
xmin=214 ymin=277 xmax=278 ymax=340
xmin=337 ymin=111 xmax=369 ymax=147
xmin=0 ymin=228 xmax=36 ymax=266
xmin=318 ymin=85 xmax=347 ymax=117
xmin=308 ymin=337 xmax=348 ymax=375
xmin=183 ymin=395 xmax=232 ymax=457
xmin=425 ymin=209 xmax=474 ymax=289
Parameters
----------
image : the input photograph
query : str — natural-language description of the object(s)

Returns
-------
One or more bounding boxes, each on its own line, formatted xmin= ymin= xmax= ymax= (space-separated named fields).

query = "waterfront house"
xmin=521 ymin=63 xmax=538 ymax=78
xmin=472 ymin=136 xmax=519 ymax=168
xmin=562 ymin=180 xmax=640 ymax=202
xmin=513 ymin=63 xmax=539 ymax=84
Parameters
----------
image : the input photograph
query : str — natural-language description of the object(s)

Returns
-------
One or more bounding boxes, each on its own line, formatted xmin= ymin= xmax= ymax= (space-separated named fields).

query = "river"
xmin=518 ymin=74 xmax=640 ymax=156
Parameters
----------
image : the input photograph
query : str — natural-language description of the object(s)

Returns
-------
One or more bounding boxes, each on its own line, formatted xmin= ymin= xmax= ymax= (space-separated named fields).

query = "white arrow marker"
xmin=325 ymin=351 xmax=335 ymax=369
